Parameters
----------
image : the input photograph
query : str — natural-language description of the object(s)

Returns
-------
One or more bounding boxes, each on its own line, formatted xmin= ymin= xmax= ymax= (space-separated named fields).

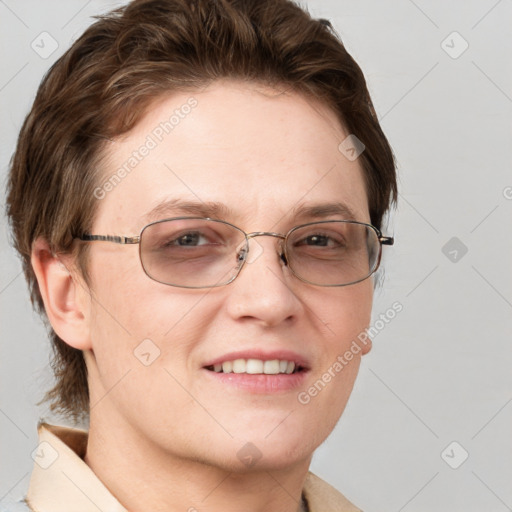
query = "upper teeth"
xmin=213 ymin=359 xmax=296 ymax=375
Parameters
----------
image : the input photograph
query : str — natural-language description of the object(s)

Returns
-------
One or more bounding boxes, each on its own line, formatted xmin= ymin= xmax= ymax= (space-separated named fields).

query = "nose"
xmin=224 ymin=234 xmax=303 ymax=327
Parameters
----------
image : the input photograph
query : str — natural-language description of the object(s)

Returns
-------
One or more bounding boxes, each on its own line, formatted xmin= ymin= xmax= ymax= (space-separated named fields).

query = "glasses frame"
xmin=77 ymin=216 xmax=394 ymax=288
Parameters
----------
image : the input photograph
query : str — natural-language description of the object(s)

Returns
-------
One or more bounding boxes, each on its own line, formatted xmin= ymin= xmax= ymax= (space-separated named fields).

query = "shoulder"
xmin=0 ymin=496 xmax=32 ymax=512
xmin=303 ymin=472 xmax=362 ymax=512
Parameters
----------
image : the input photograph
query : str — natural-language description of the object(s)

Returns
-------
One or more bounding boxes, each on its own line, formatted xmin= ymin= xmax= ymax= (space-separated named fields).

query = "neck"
xmin=84 ymin=410 xmax=311 ymax=512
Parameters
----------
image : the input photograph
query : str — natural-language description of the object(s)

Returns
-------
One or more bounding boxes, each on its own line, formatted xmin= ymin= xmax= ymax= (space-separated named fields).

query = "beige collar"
xmin=26 ymin=422 xmax=360 ymax=512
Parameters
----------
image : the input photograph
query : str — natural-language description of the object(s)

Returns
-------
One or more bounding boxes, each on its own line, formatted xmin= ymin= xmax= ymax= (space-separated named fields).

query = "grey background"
xmin=1 ymin=1 xmax=511 ymax=511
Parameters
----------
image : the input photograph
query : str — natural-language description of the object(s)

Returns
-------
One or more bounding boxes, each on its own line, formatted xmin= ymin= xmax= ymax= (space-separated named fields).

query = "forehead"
xmin=94 ymin=80 xmax=369 ymax=232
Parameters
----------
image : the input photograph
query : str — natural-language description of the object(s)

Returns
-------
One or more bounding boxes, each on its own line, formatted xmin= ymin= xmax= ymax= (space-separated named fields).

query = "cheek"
xmin=87 ymin=249 xmax=167 ymax=336
xmin=85 ymin=278 xmax=208 ymax=424
xmin=86 ymin=252 xmax=216 ymax=382
xmin=312 ymin=279 xmax=373 ymax=346
xmin=85 ymin=254 xmax=159 ymax=378
xmin=297 ymin=281 xmax=373 ymax=428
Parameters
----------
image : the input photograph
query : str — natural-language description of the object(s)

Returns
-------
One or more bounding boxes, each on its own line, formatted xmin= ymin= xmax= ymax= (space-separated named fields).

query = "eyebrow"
xmin=143 ymin=198 xmax=235 ymax=223
xmin=142 ymin=198 xmax=358 ymax=224
xmin=290 ymin=201 xmax=358 ymax=222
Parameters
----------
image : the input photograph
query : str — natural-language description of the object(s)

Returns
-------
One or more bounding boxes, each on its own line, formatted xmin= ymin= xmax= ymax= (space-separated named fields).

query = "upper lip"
xmin=202 ymin=349 xmax=311 ymax=370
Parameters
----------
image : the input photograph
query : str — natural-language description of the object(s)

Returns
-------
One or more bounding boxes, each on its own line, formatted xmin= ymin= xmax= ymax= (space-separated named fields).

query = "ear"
xmin=360 ymin=281 xmax=374 ymax=356
xmin=31 ymin=237 xmax=92 ymax=350
xmin=361 ymin=336 xmax=372 ymax=355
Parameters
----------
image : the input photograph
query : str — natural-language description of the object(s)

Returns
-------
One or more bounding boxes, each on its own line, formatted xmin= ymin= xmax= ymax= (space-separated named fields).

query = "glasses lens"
xmin=285 ymin=221 xmax=380 ymax=286
xmin=140 ymin=219 xmax=247 ymax=287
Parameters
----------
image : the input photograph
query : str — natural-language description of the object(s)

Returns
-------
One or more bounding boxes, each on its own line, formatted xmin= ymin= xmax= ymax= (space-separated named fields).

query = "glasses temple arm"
xmin=77 ymin=234 xmax=140 ymax=244
xmin=379 ymin=236 xmax=394 ymax=246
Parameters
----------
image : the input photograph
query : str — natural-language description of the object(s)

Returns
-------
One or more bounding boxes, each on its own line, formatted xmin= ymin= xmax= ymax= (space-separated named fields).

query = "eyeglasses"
xmin=77 ymin=217 xmax=394 ymax=288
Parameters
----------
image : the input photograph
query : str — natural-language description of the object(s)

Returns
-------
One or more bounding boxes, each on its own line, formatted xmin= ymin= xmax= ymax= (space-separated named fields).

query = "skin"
xmin=32 ymin=80 xmax=373 ymax=512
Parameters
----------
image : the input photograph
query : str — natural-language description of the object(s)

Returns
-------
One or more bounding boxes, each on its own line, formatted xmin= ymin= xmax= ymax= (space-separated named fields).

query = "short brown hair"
xmin=6 ymin=0 xmax=397 ymax=423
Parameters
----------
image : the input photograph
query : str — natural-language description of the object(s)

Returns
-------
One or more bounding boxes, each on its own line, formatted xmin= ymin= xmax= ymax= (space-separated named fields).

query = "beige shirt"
xmin=23 ymin=422 xmax=361 ymax=512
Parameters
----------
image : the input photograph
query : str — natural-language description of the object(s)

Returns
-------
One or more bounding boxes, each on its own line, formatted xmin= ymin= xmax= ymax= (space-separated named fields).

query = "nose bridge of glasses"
xmin=242 ymin=231 xmax=286 ymax=264
xmin=246 ymin=231 xmax=286 ymax=241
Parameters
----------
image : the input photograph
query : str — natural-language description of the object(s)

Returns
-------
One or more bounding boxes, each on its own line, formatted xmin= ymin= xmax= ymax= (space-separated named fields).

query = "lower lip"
xmin=202 ymin=369 xmax=308 ymax=393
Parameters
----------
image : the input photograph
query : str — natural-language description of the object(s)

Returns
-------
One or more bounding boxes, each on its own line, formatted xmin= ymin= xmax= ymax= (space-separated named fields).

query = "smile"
xmin=205 ymin=358 xmax=305 ymax=375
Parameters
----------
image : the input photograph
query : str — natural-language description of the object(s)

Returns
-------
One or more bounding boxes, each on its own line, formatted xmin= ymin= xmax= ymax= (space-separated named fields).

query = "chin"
xmin=228 ymin=432 xmax=318 ymax=472
xmin=220 ymin=443 xmax=314 ymax=474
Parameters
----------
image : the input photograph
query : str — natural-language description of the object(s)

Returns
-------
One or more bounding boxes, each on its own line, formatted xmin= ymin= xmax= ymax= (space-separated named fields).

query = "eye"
xmin=295 ymin=232 xmax=345 ymax=248
xmin=166 ymin=231 xmax=210 ymax=247
xmin=301 ymin=234 xmax=332 ymax=246
xmin=155 ymin=229 xmax=227 ymax=253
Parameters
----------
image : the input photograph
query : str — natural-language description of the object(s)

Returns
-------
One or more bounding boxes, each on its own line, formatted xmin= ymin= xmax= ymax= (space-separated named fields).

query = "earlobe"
xmin=31 ymin=237 xmax=92 ymax=350
xmin=361 ymin=337 xmax=372 ymax=355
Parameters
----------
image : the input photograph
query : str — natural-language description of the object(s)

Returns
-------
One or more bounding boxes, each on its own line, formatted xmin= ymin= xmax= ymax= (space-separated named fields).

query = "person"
xmin=5 ymin=0 xmax=397 ymax=510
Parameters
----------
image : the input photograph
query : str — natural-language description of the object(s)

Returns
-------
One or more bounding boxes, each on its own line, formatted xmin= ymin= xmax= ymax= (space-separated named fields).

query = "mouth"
xmin=202 ymin=351 xmax=310 ymax=393
xmin=204 ymin=358 xmax=307 ymax=375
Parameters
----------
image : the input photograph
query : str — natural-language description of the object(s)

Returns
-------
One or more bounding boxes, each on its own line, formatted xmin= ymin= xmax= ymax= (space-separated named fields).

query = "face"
xmin=81 ymin=80 xmax=373 ymax=471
